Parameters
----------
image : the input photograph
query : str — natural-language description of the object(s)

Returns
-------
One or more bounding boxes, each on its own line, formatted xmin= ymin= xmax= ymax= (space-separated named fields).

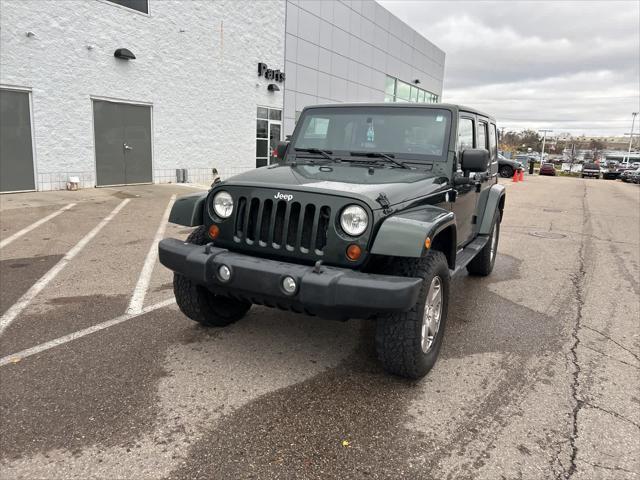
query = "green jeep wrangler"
xmin=159 ymin=103 xmax=505 ymax=379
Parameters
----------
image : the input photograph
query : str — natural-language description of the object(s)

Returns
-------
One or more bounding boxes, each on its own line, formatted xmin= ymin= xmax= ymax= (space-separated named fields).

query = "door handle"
xmin=123 ymin=143 xmax=133 ymax=151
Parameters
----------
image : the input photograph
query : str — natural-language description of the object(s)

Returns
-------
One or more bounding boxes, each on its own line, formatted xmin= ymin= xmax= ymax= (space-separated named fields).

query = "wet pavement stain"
xmin=0 ymin=293 xmax=129 ymax=356
xmin=0 ymin=255 xmax=63 ymax=317
xmin=0 ymin=308 xmax=188 ymax=461
xmin=164 ymin=252 xmax=567 ymax=480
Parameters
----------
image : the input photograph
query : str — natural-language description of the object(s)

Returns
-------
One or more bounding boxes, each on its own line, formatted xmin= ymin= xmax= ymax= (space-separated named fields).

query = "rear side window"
xmin=458 ymin=118 xmax=474 ymax=151
xmin=489 ymin=124 xmax=497 ymax=159
xmin=477 ymin=121 xmax=488 ymax=150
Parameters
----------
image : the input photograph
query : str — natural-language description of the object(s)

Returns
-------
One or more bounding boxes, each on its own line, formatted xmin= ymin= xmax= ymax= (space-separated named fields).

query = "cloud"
xmin=380 ymin=0 xmax=640 ymax=135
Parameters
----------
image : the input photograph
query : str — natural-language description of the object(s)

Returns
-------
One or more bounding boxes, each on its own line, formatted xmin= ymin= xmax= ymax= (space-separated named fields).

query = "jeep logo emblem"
xmin=274 ymin=192 xmax=293 ymax=201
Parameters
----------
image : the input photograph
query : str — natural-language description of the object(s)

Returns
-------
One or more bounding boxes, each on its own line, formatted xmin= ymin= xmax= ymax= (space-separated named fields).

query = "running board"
xmin=451 ymin=235 xmax=489 ymax=277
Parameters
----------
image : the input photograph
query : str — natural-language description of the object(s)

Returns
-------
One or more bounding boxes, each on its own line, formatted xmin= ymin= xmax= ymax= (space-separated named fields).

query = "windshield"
xmin=292 ymin=107 xmax=452 ymax=162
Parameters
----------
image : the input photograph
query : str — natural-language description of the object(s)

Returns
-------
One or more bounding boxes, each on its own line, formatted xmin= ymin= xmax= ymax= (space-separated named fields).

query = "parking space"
xmin=0 ymin=178 xmax=638 ymax=479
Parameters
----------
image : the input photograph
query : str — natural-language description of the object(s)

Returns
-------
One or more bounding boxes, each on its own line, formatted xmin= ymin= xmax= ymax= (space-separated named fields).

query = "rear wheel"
xmin=376 ymin=251 xmax=450 ymax=379
xmin=173 ymin=226 xmax=251 ymax=327
xmin=467 ymin=213 xmax=500 ymax=276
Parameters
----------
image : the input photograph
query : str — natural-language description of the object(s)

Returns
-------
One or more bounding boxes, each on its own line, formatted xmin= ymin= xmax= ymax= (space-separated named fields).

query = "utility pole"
xmin=539 ymin=129 xmax=553 ymax=167
xmin=624 ymin=112 xmax=638 ymax=165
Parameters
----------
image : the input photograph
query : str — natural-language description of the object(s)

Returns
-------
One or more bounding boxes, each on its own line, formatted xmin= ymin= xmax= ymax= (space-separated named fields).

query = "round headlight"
xmin=213 ymin=191 xmax=233 ymax=218
xmin=340 ymin=205 xmax=368 ymax=236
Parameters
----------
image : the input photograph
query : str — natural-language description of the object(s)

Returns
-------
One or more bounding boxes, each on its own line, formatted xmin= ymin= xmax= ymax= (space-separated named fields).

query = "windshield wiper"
xmin=294 ymin=148 xmax=339 ymax=162
xmin=349 ymin=151 xmax=411 ymax=169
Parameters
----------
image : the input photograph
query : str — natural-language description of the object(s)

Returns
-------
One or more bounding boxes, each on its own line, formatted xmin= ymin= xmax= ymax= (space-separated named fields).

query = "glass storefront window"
xmin=396 ymin=81 xmax=410 ymax=101
xmin=257 ymin=119 xmax=268 ymax=138
xmin=257 ymin=107 xmax=269 ymax=119
xmin=384 ymin=75 xmax=439 ymax=104
xmin=384 ymin=76 xmax=396 ymax=95
xmin=269 ymin=109 xmax=282 ymax=121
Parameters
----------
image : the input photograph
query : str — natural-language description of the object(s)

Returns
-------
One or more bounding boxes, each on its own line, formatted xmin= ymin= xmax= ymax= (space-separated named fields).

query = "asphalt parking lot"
xmin=0 ymin=176 xmax=638 ymax=479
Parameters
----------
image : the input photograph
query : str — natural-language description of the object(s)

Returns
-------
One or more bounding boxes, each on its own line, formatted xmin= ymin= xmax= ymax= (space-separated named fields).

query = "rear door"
xmin=0 ymin=89 xmax=36 ymax=192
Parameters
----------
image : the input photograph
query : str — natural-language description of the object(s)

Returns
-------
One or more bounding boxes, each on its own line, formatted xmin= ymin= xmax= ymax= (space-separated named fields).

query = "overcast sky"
xmin=380 ymin=0 xmax=640 ymax=136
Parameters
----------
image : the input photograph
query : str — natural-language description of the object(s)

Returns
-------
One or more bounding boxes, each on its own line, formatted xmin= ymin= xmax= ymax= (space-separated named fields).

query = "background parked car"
xmin=498 ymin=154 xmax=523 ymax=178
xmin=539 ymin=163 xmax=557 ymax=176
xmin=621 ymin=167 xmax=640 ymax=183
xmin=581 ymin=162 xmax=600 ymax=178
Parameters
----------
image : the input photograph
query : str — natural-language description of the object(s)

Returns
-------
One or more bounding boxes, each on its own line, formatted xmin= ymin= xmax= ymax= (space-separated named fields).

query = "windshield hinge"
xmin=376 ymin=193 xmax=393 ymax=214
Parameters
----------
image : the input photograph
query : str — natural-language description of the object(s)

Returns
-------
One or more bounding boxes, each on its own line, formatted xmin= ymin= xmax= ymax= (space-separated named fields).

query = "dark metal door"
xmin=121 ymin=103 xmax=152 ymax=184
xmin=94 ymin=100 xmax=126 ymax=186
xmin=94 ymin=100 xmax=152 ymax=186
xmin=0 ymin=89 xmax=35 ymax=192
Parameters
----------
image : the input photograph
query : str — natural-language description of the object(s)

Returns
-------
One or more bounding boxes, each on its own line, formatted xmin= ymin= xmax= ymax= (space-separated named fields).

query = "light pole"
xmin=624 ymin=112 xmax=638 ymax=165
xmin=539 ymin=129 xmax=553 ymax=168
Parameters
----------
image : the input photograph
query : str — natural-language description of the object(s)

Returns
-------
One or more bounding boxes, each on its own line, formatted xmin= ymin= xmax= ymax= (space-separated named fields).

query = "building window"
xmin=105 ymin=0 xmax=149 ymax=14
xmin=384 ymin=76 xmax=438 ymax=104
xmin=256 ymin=107 xmax=282 ymax=168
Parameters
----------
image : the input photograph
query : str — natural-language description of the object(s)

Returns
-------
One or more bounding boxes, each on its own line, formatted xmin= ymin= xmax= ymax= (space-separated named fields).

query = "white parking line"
xmin=0 ymin=199 xmax=131 ymax=336
xmin=127 ymin=194 xmax=176 ymax=314
xmin=0 ymin=203 xmax=76 ymax=249
xmin=0 ymin=298 xmax=176 ymax=367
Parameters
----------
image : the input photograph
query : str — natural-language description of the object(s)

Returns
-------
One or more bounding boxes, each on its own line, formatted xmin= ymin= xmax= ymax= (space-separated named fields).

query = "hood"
xmin=224 ymin=163 xmax=448 ymax=207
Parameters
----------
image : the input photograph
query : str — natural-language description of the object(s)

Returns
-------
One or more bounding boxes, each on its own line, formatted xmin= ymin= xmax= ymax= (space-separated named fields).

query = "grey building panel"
xmin=283 ymin=0 xmax=445 ymax=135
xmin=0 ymin=89 xmax=35 ymax=192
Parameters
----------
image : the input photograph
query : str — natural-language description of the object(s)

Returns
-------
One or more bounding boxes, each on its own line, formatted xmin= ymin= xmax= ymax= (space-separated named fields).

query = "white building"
xmin=0 ymin=0 xmax=445 ymax=192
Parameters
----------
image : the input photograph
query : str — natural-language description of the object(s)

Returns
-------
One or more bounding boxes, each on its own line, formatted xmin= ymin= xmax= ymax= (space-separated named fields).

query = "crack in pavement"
xmin=564 ymin=184 xmax=588 ymax=480
xmin=581 ymin=324 xmax=640 ymax=363
xmin=583 ymin=401 xmax=640 ymax=431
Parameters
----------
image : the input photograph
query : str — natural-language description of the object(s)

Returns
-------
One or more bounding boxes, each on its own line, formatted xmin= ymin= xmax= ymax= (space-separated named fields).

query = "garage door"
xmin=0 ymin=89 xmax=36 ymax=192
xmin=93 ymin=100 xmax=152 ymax=186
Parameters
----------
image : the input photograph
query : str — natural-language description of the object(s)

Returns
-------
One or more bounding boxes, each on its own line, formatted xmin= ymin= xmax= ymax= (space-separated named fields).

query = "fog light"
xmin=208 ymin=224 xmax=220 ymax=239
xmin=218 ymin=265 xmax=231 ymax=282
xmin=282 ymin=276 xmax=297 ymax=294
xmin=346 ymin=244 xmax=362 ymax=261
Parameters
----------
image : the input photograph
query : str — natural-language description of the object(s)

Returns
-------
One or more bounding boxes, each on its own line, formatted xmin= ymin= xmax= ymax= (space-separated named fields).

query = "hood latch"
xmin=376 ymin=193 xmax=393 ymax=214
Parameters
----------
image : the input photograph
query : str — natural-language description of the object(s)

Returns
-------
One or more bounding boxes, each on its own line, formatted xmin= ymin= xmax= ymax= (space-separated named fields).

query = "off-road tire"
xmin=499 ymin=165 xmax=514 ymax=178
xmin=467 ymin=213 xmax=500 ymax=276
xmin=375 ymin=251 xmax=450 ymax=379
xmin=173 ymin=226 xmax=251 ymax=327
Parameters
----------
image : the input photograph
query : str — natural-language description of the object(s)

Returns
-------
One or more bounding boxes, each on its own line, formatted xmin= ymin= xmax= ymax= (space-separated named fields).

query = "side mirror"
xmin=461 ymin=149 xmax=489 ymax=172
xmin=275 ymin=141 xmax=289 ymax=162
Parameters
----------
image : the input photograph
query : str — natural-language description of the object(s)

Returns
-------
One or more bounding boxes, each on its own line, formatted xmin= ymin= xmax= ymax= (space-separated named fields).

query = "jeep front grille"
xmin=234 ymin=196 xmax=331 ymax=254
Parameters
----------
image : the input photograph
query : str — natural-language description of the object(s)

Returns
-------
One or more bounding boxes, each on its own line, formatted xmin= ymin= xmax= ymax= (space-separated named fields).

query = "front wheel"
xmin=173 ymin=226 xmax=251 ymax=327
xmin=376 ymin=251 xmax=450 ymax=379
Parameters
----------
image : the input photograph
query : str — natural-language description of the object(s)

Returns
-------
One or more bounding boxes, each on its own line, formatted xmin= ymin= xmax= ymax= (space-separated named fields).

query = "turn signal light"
xmin=346 ymin=244 xmax=362 ymax=261
xmin=208 ymin=224 xmax=220 ymax=239
xmin=424 ymin=237 xmax=431 ymax=249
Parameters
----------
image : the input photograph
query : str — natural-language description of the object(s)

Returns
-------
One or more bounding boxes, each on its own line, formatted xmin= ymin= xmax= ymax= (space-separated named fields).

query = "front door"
xmin=256 ymin=106 xmax=282 ymax=167
xmin=93 ymin=100 xmax=152 ymax=186
xmin=269 ymin=123 xmax=281 ymax=165
xmin=451 ymin=115 xmax=478 ymax=246
xmin=0 ymin=89 xmax=36 ymax=192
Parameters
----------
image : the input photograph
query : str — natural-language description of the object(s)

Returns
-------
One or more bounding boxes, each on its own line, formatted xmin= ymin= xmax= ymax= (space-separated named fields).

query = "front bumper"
xmin=159 ymin=238 xmax=422 ymax=320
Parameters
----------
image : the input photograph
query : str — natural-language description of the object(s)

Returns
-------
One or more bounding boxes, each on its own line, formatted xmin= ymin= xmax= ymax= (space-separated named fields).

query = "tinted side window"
xmin=458 ymin=118 xmax=474 ymax=151
xmin=477 ymin=121 xmax=488 ymax=150
xmin=489 ymin=123 xmax=497 ymax=159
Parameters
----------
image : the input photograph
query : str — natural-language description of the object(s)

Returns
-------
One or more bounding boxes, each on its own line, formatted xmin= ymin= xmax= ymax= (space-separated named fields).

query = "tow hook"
xmin=313 ymin=260 xmax=324 ymax=274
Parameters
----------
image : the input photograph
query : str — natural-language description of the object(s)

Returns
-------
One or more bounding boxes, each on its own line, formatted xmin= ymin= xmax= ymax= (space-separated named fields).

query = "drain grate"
xmin=528 ymin=231 xmax=567 ymax=239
